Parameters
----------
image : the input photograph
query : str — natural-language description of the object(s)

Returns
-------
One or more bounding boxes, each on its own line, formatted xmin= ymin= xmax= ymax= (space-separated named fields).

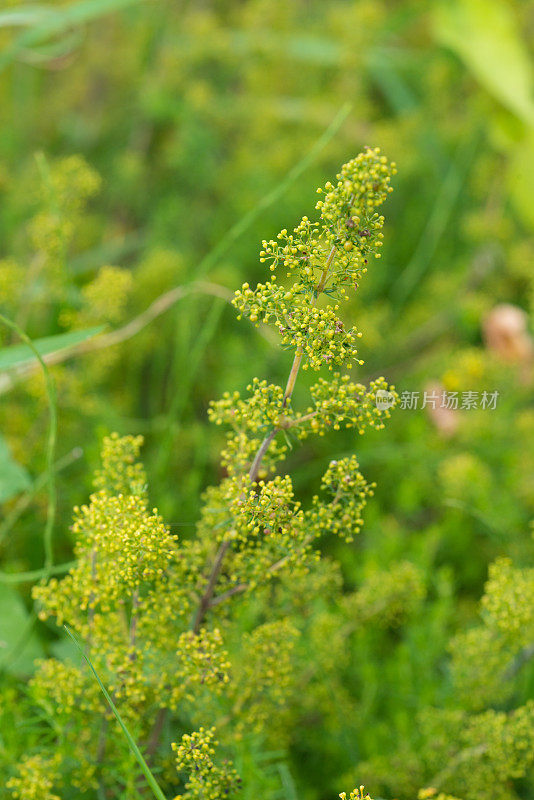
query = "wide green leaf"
xmin=507 ymin=129 xmax=534 ymax=228
xmin=0 ymin=326 xmax=103 ymax=372
xmin=0 ymin=585 xmax=43 ymax=675
xmin=0 ymin=0 xmax=147 ymax=72
xmin=433 ymin=0 xmax=534 ymax=125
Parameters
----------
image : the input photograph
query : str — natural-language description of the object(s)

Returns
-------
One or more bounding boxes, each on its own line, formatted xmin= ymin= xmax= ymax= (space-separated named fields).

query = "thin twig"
xmin=503 ymin=642 xmax=534 ymax=681
xmin=128 ymin=589 xmax=140 ymax=662
xmin=0 ymin=280 xmax=279 ymax=397
xmin=248 ymin=429 xmax=278 ymax=485
xmin=88 ymin=547 xmax=97 ymax=641
xmin=145 ymin=706 xmax=168 ymax=761
xmin=209 ymin=535 xmax=314 ymax=609
xmin=430 ymin=743 xmax=487 ymax=790
xmin=191 ymin=540 xmax=231 ymax=634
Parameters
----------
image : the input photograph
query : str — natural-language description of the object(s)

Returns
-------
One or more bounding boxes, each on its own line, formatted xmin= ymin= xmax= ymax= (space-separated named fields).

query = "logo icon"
xmin=375 ymin=389 xmax=396 ymax=411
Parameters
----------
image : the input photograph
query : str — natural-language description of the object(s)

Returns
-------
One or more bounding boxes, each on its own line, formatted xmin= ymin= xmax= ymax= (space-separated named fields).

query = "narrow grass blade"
xmin=196 ymin=101 xmax=352 ymax=280
xmin=391 ymin=129 xmax=481 ymax=310
xmin=65 ymin=626 xmax=168 ymax=800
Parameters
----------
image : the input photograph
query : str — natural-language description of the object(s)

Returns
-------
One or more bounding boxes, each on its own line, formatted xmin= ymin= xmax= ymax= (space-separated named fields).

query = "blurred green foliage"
xmin=0 ymin=0 xmax=533 ymax=798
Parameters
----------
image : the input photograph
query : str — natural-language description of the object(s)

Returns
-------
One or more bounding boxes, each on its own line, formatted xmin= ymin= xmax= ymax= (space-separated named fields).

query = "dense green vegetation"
xmin=0 ymin=1 xmax=533 ymax=799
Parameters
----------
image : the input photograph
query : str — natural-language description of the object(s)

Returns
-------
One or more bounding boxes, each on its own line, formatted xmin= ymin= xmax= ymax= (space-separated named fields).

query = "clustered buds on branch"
xmin=234 ymin=148 xmax=394 ymax=370
xmin=11 ymin=149 xmax=399 ymax=799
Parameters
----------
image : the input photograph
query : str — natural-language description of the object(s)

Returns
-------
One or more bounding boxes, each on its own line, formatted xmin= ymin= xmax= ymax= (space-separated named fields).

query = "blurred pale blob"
xmin=424 ymin=381 xmax=459 ymax=438
xmin=482 ymin=303 xmax=534 ymax=364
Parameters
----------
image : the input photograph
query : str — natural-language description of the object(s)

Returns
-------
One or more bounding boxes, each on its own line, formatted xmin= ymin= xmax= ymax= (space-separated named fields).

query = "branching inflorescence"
xmin=14 ymin=149 xmax=398 ymax=799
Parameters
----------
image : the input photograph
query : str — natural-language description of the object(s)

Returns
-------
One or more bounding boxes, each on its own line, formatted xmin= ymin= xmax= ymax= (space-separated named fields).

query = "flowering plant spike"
xmin=11 ymin=149 xmax=398 ymax=798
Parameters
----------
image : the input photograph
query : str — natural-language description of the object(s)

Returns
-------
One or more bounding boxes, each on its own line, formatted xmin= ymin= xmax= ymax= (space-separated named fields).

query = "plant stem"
xmin=191 ymin=540 xmax=231 ymax=634
xmin=281 ymin=247 xmax=335 ymax=406
xmin=209 ymin=540 xmax=312 ymax=609
xmin=192 ymin=244 xmax=338 ymax=633
xmin=129 ymin=589 xmax=140 ymax=661
xmin=248 ymin=429 xmax=277 ymax=484
xmin=145 ymin=707 xmax=168 ymax=760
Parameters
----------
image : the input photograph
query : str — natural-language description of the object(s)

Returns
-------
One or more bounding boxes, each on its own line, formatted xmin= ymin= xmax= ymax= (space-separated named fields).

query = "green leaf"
xmin=0 ymin=6 xmax=54 ymax=28
xmin=0 ymin=326 xmax=103 ymax=372
xmin=0 ymin=585 xmax=43 ymax=675
xmin=0 ymin=0 xmax=147 ymax=72
xmin=433 ymin=0 xmax=534 ymax=125
xmin=0 ymin=434 xmax=31 ymax=503
xmin=507 ymin=129 xmax=534 ymax=228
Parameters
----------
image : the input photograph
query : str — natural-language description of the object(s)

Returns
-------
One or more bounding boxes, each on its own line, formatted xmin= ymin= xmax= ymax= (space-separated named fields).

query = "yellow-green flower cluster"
xmin=259 ymin=216 xmax=326 ymax=290
xmin=208 ymin=380 xmax=289 ymax=474
xmin=27 ymin=210 xmax=74 ymax=277
xmin=233 ymin=148 xmax=395 ymax=370
xmin=28 ymin=155 xmax=101 ymax=284
xmin=449 ymin=626 xmax=511 ymax=711
xmin=436 ymin=702 xmax=534 ymax=795
xmin=210 ymin=373 xmax=396 ymax=481
xmin=470 ymin=702 xmax=534 ymax=782
xmin=7 ymin=754 xmax=62 ymax=800
xmin=31 ymin=436 xmax=201 ymax=720
xmin=233 ymin=279 xmax=293 ymax=324
xmin=34 ymin=492 xmax=176 ymax=624
xmin=343 ymin=561 xmax=426 ymax=629
xmin=482 ymin=557 xmax=534 ymax=645
xmin=220 ymin=428 xmax=287 ymax=478
xmin=319 ymin=147 xmax=393 ymax=226
xmin=234 ymin=283 xmax=362 ymax=370
xmin=197 ymin=476 xmax=248 ymax=546
xmin=168 ymin=628 xmax=231 ymax=708
xmin=83 ymin=264 xmax=132 ymax=324
xmin=209 ymin=379 xmax=287 ymax=431
xmin=231 ymin=474 xmax=303 ymax=542
xmin=92 ymin=432 xmax=146 ymax=496
xmin=30 ymin=659 xmax=102 ymax=717
xmin=197 ymin=474 xmax=311 ymax=592
xmin=172 ymin=727 xmax=240 ymax=800
xmin=396 ymin=699 xmax=534 ymax=800
xmin=307 ymin=455 xmax=374 ymax=542
xmin=258 ymin=147 xmax=395 ymax=293
xmin=23 ymin=435 xmax=231 ymax=791
xmin=339 ymin=786 xmax=373 ymax=800
xmin=62 ymin=264 xmax=133 ymax=328
xmin=231 ymin=619 xmax=299 ymax=736
xmin=37 ymin=154 xmax=102 ymax=213
xmin=302 ymin=374 xmax=397 ymax=436
xmin=450 ymin=552 xmax=534 ymax=710
xmin=283 ymin=304 xmax=361 ymax=370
